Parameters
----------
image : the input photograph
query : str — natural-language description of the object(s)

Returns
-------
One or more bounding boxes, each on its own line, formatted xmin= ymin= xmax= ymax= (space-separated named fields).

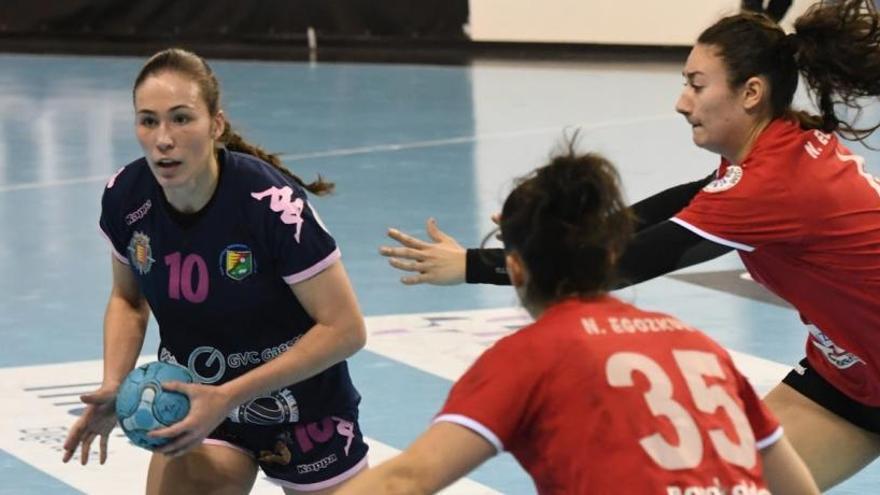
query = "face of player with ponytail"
xmin=133 ymin=49 xmax=226 ymax=212
xmin=134 ymin=70 xmax=226 ymax=212
xmin=674 ymin=43 xmax=769 ymax=164
xmin=676 ymin=12 xmax=802 ymax=163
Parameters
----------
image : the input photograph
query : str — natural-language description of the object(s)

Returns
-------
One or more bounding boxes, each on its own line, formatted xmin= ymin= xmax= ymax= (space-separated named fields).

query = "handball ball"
xmin=115 ymin=361 xmax=194 ymax=450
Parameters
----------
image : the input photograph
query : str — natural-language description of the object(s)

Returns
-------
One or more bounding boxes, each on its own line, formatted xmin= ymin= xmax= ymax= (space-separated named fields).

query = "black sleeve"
xmin=614 ymin=220 xmax=733 ymax=288
xmin=464 ymin=173 xmax=718 ymax=286
xmin=466 ymin=248 xmax=510 ymax=285
xmin=631 ymin=172 xmax=715 ymax=231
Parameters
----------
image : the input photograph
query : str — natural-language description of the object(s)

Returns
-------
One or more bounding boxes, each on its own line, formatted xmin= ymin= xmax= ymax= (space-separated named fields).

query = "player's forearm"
xmin=465 ymin=248 xmax=510 ymax=285
xmin=101 ymin=293 xmax=149 ymax=390
xmin=630 ymin=172 xmax=715 ymax=231
xmin=221 ymin=319 xmax=366 ymax=408
xmin=760 ymin=437 xmax=820 ymax=495
xmin=464 ymin=175 xmax=716 ymax=286
xmin=339 ymin=457 xmax=431 ymax=495
xmin=613 ymin=220 xmax=732 ymax=289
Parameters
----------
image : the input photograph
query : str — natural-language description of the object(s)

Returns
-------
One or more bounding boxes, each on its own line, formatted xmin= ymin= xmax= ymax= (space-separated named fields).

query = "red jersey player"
xmin=341 ymin=149 xmax=818 ymax=494
xmin=674 ymin=120 xmax=880 ymax=407
xmin=377 ymin=2 xmax=880 ymax=489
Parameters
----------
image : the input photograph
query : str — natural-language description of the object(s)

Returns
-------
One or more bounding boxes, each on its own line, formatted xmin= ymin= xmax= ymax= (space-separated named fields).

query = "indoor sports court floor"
xmin=1 ymin=51 xmax=878 ymax=494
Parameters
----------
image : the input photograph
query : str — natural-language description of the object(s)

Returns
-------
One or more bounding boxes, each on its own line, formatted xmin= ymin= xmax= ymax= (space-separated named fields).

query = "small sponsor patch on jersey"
xmin=220 ymin=244 xmax=255 ymax=281
xmin=808 ymin=326 xmax=864 ymax=370
xmin=125 ymin=199 xmax=152 ymax=226
xmin=127 ymin=231 xmax=155 ymax=275
xmin=703 ymin=165 xmax=743 ymax=193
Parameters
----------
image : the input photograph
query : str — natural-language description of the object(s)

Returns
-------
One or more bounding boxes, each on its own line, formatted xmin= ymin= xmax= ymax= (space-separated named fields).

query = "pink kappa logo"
xmin=251 ymin=186 xmax=304 ymax=243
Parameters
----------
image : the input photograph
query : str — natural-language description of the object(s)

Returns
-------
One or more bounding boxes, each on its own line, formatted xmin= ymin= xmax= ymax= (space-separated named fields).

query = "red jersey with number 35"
xmin=437 ymin=297 xmax=780 ymax=495
xmin=674 ymin=118 xmax=880 ymax=406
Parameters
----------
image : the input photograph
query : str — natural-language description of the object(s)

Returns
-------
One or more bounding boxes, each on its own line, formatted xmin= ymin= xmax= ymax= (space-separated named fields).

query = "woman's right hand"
xmin=378 ymin=218 xmax=467 ymax=286
xmin=62 ymin=386 xmax=118 ymax=465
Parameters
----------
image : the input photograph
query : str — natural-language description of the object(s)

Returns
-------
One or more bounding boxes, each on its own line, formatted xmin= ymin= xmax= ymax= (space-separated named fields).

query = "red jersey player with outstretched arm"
xmin=339 ymin=147 xmax=818 ymax=494
xmin=674 ymin=120 xmax=880 ymax=409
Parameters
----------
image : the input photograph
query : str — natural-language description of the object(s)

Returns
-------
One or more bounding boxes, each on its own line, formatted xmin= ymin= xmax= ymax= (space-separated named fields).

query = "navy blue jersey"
xmin=100 ymin=149 xmax=359 ymax=424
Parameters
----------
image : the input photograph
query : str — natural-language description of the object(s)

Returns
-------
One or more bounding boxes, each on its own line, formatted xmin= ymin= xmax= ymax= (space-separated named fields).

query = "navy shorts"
xmin=205 ymin=410 xmax=369 ymax=491
xmin=783 ymin=358 xmax=880 ymax=434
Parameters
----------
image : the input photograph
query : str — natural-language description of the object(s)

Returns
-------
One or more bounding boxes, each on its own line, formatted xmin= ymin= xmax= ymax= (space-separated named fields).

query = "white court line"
xmin=0 ymin=174 xmax=112 ymax=193
xmin=277 ymin=114 xmax=673 ymax=161
xmin=0 ymin=114 xmax=675 ymax=193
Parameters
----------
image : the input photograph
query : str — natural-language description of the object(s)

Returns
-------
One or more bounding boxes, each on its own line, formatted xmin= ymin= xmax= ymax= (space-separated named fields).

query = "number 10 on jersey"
xmin=165 ymin=252 xmax=209 ymax=303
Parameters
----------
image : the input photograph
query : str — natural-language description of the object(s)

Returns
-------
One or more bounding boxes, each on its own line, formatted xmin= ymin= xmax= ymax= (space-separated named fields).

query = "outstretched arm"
xmin=630 ymin=172 xmax=714 ymax=232
xmin=465 ymin=216 xmax=734 ymax=288
xmin=338 ymin=422 xmax=496 ymax=494
xmin=379 ymin=173 xmax=716 ymax=286
xmin=614 ymin=220 xmax=733 ymax=288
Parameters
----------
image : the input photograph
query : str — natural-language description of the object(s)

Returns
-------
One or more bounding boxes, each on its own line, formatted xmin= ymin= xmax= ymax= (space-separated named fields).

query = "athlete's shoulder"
xmin=692 ymin=121 xmax=806 ymax=199
xmin=749 ymin=118 xmax=835 ymax=169
xmin=225 ymin=150 xmax=305 ymax=192
xmin=102 ymin=157 xmax=153 ymax=204
xmin=223 ymin=152 xmax=309 ymax=217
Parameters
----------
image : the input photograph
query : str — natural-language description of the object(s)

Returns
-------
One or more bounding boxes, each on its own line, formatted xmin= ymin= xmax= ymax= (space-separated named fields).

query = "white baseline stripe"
xmin=0 ymin=115 xmax=675 ymax=193
xmin=277 ymin=115 xmax=673 ymax=162
xmin=0 ymin=174 xmax=110 ymax=193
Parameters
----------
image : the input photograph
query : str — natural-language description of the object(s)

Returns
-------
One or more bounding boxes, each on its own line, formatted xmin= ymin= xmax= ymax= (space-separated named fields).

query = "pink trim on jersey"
xmin=202 ymin=438 xmax=256 ymax=459
xmin=755 ymin=425 xmax=784 ymax=451
xmin=106 ymin=166 xmax=125 ymax=189
xmin=98 ymin=225 xmax=129 ymax=264
xmin=434 ymin=414 xmax=504 ymax=453
xmin=282 ymin=248 xmax=341 ymax=285
xmin=265 ymin=455 xmax=368 ymax=491
xmin=670 ymin=217 xmax=755 ymax=252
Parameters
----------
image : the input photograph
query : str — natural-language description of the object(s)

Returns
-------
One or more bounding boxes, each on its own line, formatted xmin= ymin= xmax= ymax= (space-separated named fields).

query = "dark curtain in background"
xmin=0 ymin=0 xmax=468 ymax=41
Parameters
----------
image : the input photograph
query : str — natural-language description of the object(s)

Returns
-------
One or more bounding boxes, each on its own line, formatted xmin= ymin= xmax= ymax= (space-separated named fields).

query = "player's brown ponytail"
xmin=490 ymin=134 xmax=634 ymax=307
xmin=698 ymin=1 xmax=880 ymax=144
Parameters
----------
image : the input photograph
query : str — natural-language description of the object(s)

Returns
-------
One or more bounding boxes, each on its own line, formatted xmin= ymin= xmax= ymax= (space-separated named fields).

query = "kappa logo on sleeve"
xmin=125 ymin=199 xmax=152 ymax=226
xmin=251 ymin=186 xmax=304 ymax=243
xmin=703 ymin=165 xmax=743 ymax=193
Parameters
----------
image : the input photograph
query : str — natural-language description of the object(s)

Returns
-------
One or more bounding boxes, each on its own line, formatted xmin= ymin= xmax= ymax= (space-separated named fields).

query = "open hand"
xmin=62 ymin=387 xmax=118 ymax=465
xmin=379 ymin=218 xmax=467 ymax=285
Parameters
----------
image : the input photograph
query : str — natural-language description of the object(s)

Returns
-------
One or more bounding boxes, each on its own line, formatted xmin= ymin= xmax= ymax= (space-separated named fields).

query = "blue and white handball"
xmin=115 ymin=361 xmax=194 ymax=451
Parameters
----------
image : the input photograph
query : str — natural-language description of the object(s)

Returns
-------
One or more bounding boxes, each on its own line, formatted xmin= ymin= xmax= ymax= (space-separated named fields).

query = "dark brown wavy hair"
xmin=134 ymin=48 xmax=333 ymax=195
xmin=489 ymin=135 xmax=634 ymax=308
xmin=698 ymin=0 xmax=880 ymax=143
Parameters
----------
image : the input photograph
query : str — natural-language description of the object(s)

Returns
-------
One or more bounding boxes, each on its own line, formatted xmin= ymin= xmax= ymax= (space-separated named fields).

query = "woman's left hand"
xmin=150 ymin=381 xmax=233 ymax=457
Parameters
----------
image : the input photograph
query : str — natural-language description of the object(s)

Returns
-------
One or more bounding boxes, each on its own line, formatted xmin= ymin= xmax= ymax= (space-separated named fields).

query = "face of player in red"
xmin=134 ymin=71 xmax=225 ymax=211
xmin=675 ymin=43 xmax=768 ymax=164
